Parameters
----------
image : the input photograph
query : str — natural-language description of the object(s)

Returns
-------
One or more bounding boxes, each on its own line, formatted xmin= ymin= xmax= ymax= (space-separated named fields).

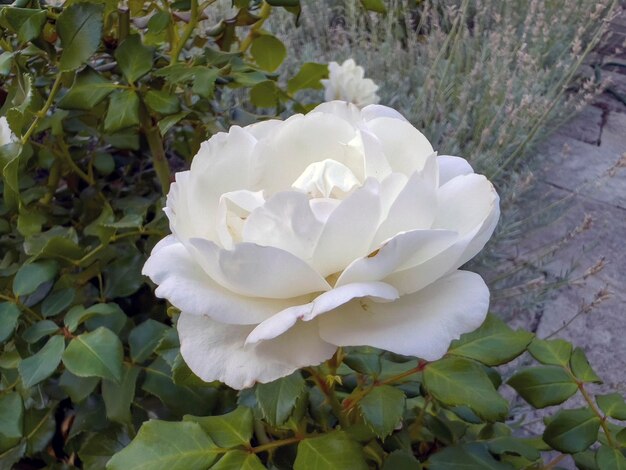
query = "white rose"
xmin=0 ymin=117 xmax=17 ymax=147
xmin=321 ymin=59 xmax=380 ymax=107
xmin=143 ymin=101 xmax=499 ymax=389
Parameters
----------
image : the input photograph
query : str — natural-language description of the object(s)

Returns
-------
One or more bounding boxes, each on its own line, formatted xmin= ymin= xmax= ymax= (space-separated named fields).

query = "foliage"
xmin=0 ymin=0 xmax=623 ymax=469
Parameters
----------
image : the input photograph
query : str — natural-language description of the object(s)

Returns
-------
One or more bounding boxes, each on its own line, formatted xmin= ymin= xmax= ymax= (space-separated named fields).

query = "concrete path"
xmin=512 ymin=8 xmax=626 ymax=393
xmin=490 ymin=9 xmax=626 ymax=466
xmin=493 ymin=7 xmax=626 ymax=465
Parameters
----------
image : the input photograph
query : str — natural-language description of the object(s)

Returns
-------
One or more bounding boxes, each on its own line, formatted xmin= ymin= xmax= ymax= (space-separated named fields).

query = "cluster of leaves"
xmin=105 ymin=315 xmax=626 ymax=469
xmin=0 ymin=0 xmax=624 ymax=469
xmin=0 ymin=0 xmax=333 ymax=467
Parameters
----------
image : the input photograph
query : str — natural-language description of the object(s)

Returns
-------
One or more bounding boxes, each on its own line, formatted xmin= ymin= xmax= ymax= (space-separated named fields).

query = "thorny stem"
xmin=343 ymin=360 xmax=427 ymax=413
xmin=239 ymin=1 xmax=272 ymax=52
xmin=140 ymin=108 xmax=171 ymax=194
xmin=170 ymin=0 xmax=199 ymax=64
xmin=307 ymin=367 xmax=350 ymax=429
xmin=21 ymin=74 xmax=64 ymax=145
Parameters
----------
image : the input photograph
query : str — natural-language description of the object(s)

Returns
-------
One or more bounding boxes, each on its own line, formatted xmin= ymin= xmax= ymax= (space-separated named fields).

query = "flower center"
xmin=292 ymin=159 xmax=360 ymax=199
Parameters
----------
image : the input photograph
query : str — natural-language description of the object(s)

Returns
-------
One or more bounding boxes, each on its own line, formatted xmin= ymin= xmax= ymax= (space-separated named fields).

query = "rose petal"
xmin=245 ymin=281 xmax=399 ymax=344
xmin=372 ymin=170 xmax=438 ymax=246
xmin=178 ymin=313 xmax=336 ymax=389
xmin=142 ymin=236 xmax=288 ymax=324
xmin=433 ymin=173 xmax=500 ymax=265
xmin=318 ymin=270 xmax=489 ymax=360
xmin=336 ymin=229 xmax=458 ymax=287
xmin=361 ymin=104 xmax=409 ymax=122
xmin=217 ymin=190 xmax=265 ymax=249
xmin=366 ymin=117 xmax=434 ymax=176
xmin=189 ymin=238 xmax=330 ymax=299
xmin=437 ymin=155 xmax=474 ymax=186
xmin=242 ymin=191 xmax=324 ymax=261
xmin=257 ymin=113 xmax=358 ymax=194
xmin=311 ymin=179 xmax=382 ymax=277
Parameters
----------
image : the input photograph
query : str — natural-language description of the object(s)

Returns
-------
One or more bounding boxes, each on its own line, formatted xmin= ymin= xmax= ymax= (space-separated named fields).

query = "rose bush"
xmin=321 ymin=59 xmax=380 ymax=107
xmin=143 ymin=100 xmax=500 ymax=389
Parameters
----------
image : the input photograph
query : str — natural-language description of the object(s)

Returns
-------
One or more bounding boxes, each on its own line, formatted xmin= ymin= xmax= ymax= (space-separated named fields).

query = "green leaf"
xmin=102 ymin=363 xmax=139 ymax=424
xmin=250 ymin=35 xmax=286 ymax=72
xmin=12 ymin=260 xmax=58 ymax=297
xmin=142 ymin=357 xmax=216 ymax=416
xmin=294 ymin=431 xmax=368 ymax=470
xmin=106 ymin=420 xmax=219 ymax=470
xmin=158 ymin=112 xmax=188 ymax=135
xmin=147 ymin=10 xmax=170 ymax=33
xmin=0 ymin=392 xmax=23 ymax=439
xmin=597 ymin=393 xmax=626 ymax=420
xmin=423 ymin=357 xmax=508 ymax=422
xmin=59 ymin=370 xmax=99 ymax=403
xmin=79 ymin=431 xmax=128 ymax=470
xmin=449 ymin=314 xmax=533 ymax=366
xmin=212 ymin=450 xmax=265 ymax=470
xmin=58 ymin=67 xmax=116 ymax=110
xmin=250 ymin=80 xmax=280 ymax=108
xmin=570 ymin=347 xmax=602 ymax=384
xmin=19 ymin=335 xmax=65 ymax=388
xmin=41 ymin=288 xmax=75 ymax=318
xmin=57 ymin=3 xmax=104 ymax=71
xmin=0 ymin=442 xmax=26 ymax=469
xmin=23 ymin=407 xmax=56 ymax=453
xmin=428 ymin=443 xmax=511 ymax=470
xmin=596 ymin=446 xmax=626 ymax=469
xmin=358 ymin=385 xmax=405 ymax=438
xmin=0 ymin=51 xmax=13 ymax=75
xmin=104 ymin=90 xmax=140 ymax=132
xmin=487 ymin=437 xmax=540 ymax=461
xmin=192 ymin=68 xmax=219 ymax=98
xmin=0 ymin=7 xmax=47 ymax=43
xmin=0 ymin=302 xmax=20 ymax=343
xmin=507 ymin=366 xmax=578 ymax=408
xmin=114 ymin=34 xmax=153 ymax=84
xmin=543 ymin=408 xmax=600 ymax=454
xmin=22 ymin=320 xmax=59 ymax=343
xmin=287 ymin=62 xmax=329 ymax=94
xmin=528 ymin=338 xmax=572 ymax=366
xmin=62 ymin=327 xmax=123 ymax=382
xmin=360 ymin=0 xmax=386 ymax=13
xmin=144 ymin=90 xmax=180 ymax=115
xmin=256 ymin=371 xmax=306 ymax=426
xmin=343 ymin=349 xmax=382 ymax=376
xmin=103 ymin=253 xmax=144 ymax=298
xmin=183 ymin=407 xmax=253 ymax=448
xmin=129 ymin=319 xmax=169 ymax=363
xmin=382 ymin=450 xmax=422 ymax=470
xmin=64 ymin=303 xmax=124 ymax=333
xmin=574 ymin=450 xmax=600 ymax=470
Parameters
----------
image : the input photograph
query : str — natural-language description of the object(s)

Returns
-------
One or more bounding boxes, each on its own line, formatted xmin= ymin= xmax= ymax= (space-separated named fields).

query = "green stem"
xmin=21 ymin=74 xmax=64 ymax=145
xmin=344 ymin=361 xmax=426 ymax=412
xmin=251 ymin=436 xmax=302 ymax=454
xmin=170 ymin=0 xmax=199 ymax=64
xmin=307 ymin=367 xmax=350 ymax=429
xmin=239 ymin=1 xmax=271 ymax=52
xmin=577 ymin=381 xmax=616 ymax=448
xmin=0 ymin=293 xmax=42 ymax=323
xmin=56 ymin=137 xmax=95 ymax=185
xmin=140 ymin=108 xmax=171 ymax=194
